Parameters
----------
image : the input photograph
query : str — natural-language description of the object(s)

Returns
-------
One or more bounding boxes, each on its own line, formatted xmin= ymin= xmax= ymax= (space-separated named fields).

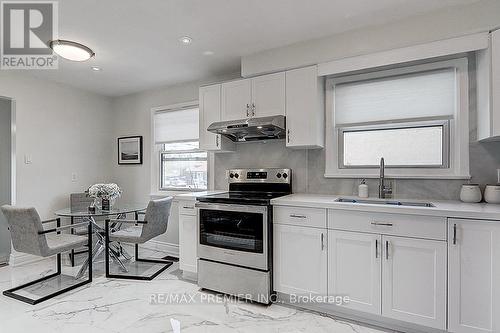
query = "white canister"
xmin=358 ymin=179 xmax=369 ymax=198
xmin=484 ymin=185 xmax=500 ymax=204
xmin=460 ymin=184 xmax=482 ymax=203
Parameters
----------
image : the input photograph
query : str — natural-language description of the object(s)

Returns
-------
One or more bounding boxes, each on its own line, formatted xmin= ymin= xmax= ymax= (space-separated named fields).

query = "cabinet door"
xmin=285 ymin=66 xmax=324 ymax=148
xmin=199 ymin=84 xmax=221 ymax=150
xmin=251 ymin=72 xmax=285 ymax=118
xmin=448 ymin=219 xmax=500 ymax=333
xmin=221 ymin=79 xmax=252 ymax=121
xmin=382 ymin=236 xmax=446 ymax=330
xmin=492 ymin=30 xmax=500 ymax=138
xmin=179 ymin=213 xmax=197 ymax=273
xmin=328 ymin=230 xmax=381 ymax=315
xmin=273 ymin=224 xmax=327 ymax=295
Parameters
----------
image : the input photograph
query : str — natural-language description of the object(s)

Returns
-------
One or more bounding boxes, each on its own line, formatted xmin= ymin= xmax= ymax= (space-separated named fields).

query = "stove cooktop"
xmin=197 ymin=191 xmax=290 ymax=206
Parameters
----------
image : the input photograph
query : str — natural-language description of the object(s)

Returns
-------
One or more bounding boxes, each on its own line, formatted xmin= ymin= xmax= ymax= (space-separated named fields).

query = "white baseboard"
xmin=142 ymin=240 xmax=179 ymax=257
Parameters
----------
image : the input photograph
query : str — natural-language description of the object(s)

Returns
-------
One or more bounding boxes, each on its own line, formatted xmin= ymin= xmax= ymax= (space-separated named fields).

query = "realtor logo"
xmin=1 ymin=1 xmax=58 ymax=69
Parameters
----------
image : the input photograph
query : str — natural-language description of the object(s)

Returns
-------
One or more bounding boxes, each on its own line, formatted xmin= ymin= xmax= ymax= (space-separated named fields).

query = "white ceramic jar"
xmin=484 ymin=185 xmax=500 ymax=204
xmin=460 ymin=184 xmax=482 ymax=203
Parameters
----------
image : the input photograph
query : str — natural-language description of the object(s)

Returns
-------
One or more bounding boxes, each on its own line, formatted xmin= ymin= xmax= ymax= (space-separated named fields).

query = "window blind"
xmin=154 ymin=107 xmax=199 ymax=144
xmin=334 ymin=68 xmax=457 ymax=125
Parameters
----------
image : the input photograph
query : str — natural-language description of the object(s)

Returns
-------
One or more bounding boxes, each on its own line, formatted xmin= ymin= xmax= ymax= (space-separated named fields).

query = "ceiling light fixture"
xmin=179 ymin=36 xmax=193 ymax=45
xmin=49 ymin=39 xmax=95 ymax=61
xmin=91 ymin=66 xmax=101 ymax=71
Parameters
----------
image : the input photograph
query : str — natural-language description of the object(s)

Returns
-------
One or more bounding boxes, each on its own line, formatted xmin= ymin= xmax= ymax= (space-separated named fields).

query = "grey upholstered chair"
xmin=104 ymin=197 xmax=173 ymax=280
xmin=69 ymin=193 xmax=94 ymax=266
xmin=0 ymin=205 xmax=92 ymax=305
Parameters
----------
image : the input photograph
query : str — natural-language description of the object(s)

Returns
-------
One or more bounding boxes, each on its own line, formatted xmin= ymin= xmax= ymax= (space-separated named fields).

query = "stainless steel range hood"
xmin=207 ymin=115 xmax=286 ymax=142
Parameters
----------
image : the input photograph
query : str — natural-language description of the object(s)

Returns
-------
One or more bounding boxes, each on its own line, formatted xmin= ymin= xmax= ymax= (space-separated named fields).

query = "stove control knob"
xmin=234 ymin=173 xmax=239 ymax=179
xmin=229 ymin=173 xmax=234 ymax=178
xmin=282 ymin=173 xmax=288 ymax=179
xmin=276 ymin=173 xmax=282 ymax=178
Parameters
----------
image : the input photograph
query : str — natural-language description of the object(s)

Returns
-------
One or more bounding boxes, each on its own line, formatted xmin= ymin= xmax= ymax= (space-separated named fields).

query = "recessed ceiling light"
xmin=91 ymin=66 xmax=101 ymax=71
xmin=203 ymin=50 xmax=214 ymax=56
xmin=49 ymin=39 xmax=95 ymax=61
xmin=179 ymin=36 xmax=193 ymax=45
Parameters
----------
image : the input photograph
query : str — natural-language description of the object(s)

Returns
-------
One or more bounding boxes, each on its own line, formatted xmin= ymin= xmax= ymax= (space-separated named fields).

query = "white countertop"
xmin=171 ymin=190 xmax=227 ymax=201
xmin=271 ymin=193 xmax=500 ymax=221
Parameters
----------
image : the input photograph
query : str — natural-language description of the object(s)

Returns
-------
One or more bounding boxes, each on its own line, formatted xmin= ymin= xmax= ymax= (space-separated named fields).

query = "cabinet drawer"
xmin=328 ymin=209 xmax=446 ymax=240
xmin=274 ymin=206 xmax=326 ymax=228
xmin=178 ymin=201 xmax=197 ymax=216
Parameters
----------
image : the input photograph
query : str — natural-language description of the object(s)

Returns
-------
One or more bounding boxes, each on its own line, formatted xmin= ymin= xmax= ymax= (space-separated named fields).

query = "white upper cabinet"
xmin=382 ymin=236 xmax=447 ymax=330
xmin=328 ymin=230 xmax=381 ymax=315
xmin=285 ymin=66 xmax=324 ymax=148
xmin=477 ymin=30 xmax=500 ymax=141
xmin=251 ymin=72 xmax=285 ymax=117
xmin=448 ymin=219 xmax=500 ymax=333
xmin=199 ymin=84 xmax=235 ymax=152
xmin=273 ymin=223 xmax=327 ymax=295
xmin=221 ymin=79 xmax=252 ymax=121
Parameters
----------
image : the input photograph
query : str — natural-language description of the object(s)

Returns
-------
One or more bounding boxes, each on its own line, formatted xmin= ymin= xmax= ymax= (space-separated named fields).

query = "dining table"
xmin=55 ymin=204 xmax=148 ymax=278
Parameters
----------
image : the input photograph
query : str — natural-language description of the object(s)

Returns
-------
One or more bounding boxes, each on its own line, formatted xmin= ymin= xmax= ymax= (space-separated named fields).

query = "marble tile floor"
xmin=0 ymin=251 xmax=396 ymax=333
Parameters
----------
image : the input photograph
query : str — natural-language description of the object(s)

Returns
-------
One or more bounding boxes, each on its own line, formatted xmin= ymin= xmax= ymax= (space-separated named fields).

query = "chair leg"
xmin=3 ymin=223 xmax=93 ymax=305
xmin=70 ymin=217 xmax=75 ymax=267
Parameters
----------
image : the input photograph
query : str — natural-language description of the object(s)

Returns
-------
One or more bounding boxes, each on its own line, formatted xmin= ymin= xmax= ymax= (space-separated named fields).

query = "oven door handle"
xmin=195 ymin=202 xmax=268 ymax=214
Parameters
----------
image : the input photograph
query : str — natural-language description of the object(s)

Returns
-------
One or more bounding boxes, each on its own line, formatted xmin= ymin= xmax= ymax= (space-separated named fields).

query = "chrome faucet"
xmin=378 ymin=157 xmax=392 ymax=199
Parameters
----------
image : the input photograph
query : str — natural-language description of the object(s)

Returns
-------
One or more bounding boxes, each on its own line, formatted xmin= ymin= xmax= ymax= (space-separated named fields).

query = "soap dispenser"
xmin=358 ymin=179 xmax=369 ymax=198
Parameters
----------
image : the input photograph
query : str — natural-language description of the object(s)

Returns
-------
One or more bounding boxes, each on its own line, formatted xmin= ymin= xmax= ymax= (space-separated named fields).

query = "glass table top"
xmin=54 ymin=204 xmax=147 ymax=217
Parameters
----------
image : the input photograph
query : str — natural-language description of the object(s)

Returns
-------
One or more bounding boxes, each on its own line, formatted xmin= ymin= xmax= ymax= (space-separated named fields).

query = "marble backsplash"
xmin=214 ymin=139 xmax=500 ymax=201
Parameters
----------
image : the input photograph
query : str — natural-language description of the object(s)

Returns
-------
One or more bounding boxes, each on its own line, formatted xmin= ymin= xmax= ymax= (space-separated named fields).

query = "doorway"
xmin=0 ymin=97 xmax=14 ymax=264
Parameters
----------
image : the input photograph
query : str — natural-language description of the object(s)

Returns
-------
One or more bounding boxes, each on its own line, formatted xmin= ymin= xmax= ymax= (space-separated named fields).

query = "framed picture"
xmin=118 ymin=136 xmax=143 ymax=165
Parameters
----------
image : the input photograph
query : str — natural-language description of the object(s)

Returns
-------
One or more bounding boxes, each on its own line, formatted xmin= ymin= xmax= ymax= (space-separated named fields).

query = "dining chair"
xmin=104 ymin=197 xmax=173 ymax=280
xmin=69 ymin=193 xmax=94 ymax=266
xmin=0 ymin=205 xmax=92 ymax=305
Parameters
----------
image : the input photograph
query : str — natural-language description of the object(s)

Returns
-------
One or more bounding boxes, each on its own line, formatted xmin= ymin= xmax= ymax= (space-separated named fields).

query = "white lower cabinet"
xmin=328 ymin=230 xmax=381 ymax=315
xmin=382 ymin=236 xmax=447 ymax=330
xmin=178 ymin=201 xmax=198 ymax=274
xmin=448 ymin=219 xmax=500 ymax=333
xmin=273 ymin=224 xmax=327 ymax=295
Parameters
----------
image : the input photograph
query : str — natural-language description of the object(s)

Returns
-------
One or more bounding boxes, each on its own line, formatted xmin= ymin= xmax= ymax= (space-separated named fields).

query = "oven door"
xmin=195 ymin=202 xmax=268 ymax=271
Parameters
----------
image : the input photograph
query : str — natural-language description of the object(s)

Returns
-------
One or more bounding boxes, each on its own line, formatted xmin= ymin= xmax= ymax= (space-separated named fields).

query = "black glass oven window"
xmin=199 ymin=209 xmax=264 ymax=253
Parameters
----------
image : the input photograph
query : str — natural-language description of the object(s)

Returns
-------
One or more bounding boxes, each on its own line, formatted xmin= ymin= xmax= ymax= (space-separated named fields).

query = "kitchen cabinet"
xmin=221 ymin=73 xmax=285 ymax=121
xmin=328 ymin=230 xmax=381 ymax=315
xmin=382 ymin=235 xmax=446 ymax=330
xmin=273 ymin=223 xmax=327 ymax=295
xmin=199 ymin=84 xmax=235 ymax=152
xmin=221 ymin=79 xmax=252 ymax=121
xmin=285 ymin=66 xmax=324 ymax=148
xmin=448 ymin=219 xmax=500 ymax=333
xmin=251 ymin=72 xmax=285 ymax=117
xmin=178 ymin=200 xmax=198 ymax=274
xmin=477 ymin=30 xmax=500 ymax=141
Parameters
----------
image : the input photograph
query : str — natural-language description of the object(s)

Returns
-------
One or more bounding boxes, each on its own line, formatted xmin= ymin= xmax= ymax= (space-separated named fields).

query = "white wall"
xmin=0 ymin=73 xmax=114 ymax=220
xmin=0 ymin=98 xmax=12 ymax=262
xmin=242 ymin=0 xmax=500 ymax=76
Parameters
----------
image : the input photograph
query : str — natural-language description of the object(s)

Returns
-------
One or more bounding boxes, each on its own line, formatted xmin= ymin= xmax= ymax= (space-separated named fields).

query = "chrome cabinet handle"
xmin=371 ymin=221 xmax=393 ymax=227
xmin=453 ymin=224 xmax=457 ymax=245
xmin=321 ymin=233 xmax=324 ymax=251
xmin=287 ymin=129 xmax=290 ymax=143
xmin=251 ymin=103 xmax=256 ymax=116
xmin=385 ymin=240 xmax=390 ymax=260
xmin=375 ymin=239 xmax=379 ymax=259
xmin=246 ymin=103 xmax=250 ymax=117
xmin=216 ymin=135 xmax=219 ymax=147
xmin=290 ymin=214 xmax=307 ymax=219
xmin=182 ymin=206 xmax=194 ymax=209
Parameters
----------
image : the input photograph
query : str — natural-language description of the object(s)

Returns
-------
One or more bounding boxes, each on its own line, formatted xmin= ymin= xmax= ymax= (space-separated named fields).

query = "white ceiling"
xmin=18 ymin=0 xmax=480 ymax=96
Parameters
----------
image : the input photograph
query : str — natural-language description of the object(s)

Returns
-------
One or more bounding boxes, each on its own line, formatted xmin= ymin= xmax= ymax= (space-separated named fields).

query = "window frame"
xmin=325 ymin=58 xmax=470 ymax=179
xmin=338 ymin=119 xmax=450 ymax=169
xmin=150 ymin=101 xmax=213 ymax=194
xmin=158 ymin=140 xmax=208 ymax=191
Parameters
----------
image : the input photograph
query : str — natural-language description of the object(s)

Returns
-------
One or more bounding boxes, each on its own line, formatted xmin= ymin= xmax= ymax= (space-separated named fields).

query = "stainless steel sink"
xmin=335 ymin=198 xmax=434 ymax=208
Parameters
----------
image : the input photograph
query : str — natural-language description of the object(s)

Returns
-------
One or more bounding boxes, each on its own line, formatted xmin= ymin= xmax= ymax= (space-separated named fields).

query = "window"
xmin=325 ymin=58 xmax=470 ymax=179
xmin=154 ymin=105 xmax=207 ymax=191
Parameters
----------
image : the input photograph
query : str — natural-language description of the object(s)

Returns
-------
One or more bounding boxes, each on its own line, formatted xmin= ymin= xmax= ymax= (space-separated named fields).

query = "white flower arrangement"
xmin=87 ymin=183 xmax=122 ymax=200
